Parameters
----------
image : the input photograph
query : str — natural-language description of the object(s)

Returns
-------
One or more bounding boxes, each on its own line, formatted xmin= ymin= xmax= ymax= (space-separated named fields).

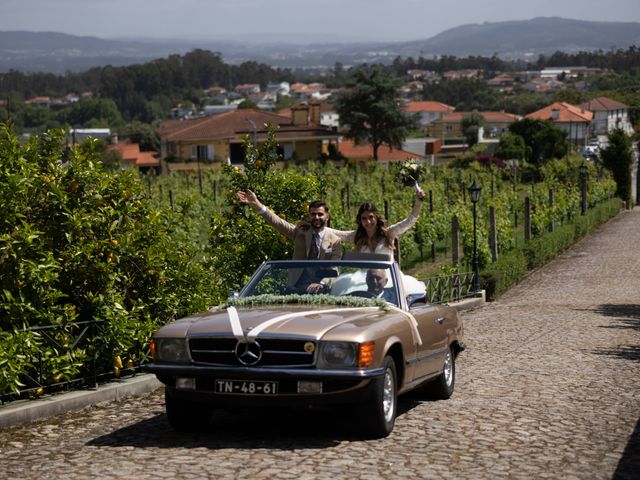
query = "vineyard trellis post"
xmin=451 ymin=216 xmax=460 ymax=266
xmin=524 ymin=196 xmax=531 ymax=241
xmin=548 ymin=188 xmax=555 ymax=232
xmin=489 ymin=206 xmax=498 ymax=262
xmin=429 ymin=190 xmax=435 ymax=262
xmin=580 ymin=162 xmax=588 ymax=215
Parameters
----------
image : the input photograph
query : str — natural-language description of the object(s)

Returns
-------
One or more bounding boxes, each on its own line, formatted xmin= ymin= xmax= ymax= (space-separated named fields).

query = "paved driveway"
xmin=1 ymin=210 xmax=638 ymax=479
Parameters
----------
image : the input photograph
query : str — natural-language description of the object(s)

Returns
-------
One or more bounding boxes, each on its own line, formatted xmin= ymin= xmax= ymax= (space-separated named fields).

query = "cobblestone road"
xmin=1 ymin=210 xmax=639 ymax=480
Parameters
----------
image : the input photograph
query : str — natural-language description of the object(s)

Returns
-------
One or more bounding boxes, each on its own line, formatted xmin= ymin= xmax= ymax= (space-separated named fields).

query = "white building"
xmin=578 ymin=97 xmax=634 ymax=138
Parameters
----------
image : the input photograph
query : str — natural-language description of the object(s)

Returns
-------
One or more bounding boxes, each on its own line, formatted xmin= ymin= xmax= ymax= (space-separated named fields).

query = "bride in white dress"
xmin=332 ymin=189 xmax=426 ymax=297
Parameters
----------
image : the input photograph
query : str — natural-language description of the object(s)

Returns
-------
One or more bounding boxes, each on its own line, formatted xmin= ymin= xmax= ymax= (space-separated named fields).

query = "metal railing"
xmin=0 ymin=319 xmax=144 ymax=404
xmin=424 ymin=271 xmax=476 ymax=304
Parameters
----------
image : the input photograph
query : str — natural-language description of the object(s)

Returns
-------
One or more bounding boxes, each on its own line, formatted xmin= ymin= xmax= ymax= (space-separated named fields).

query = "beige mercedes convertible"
xmin=147 ymin=256 xmax=465 ymax=438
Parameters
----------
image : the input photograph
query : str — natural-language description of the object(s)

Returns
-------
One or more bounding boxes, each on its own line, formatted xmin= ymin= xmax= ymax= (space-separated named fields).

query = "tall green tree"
xmin=600 ymin=128 xmax=634 ymax=205
xmin=125 ymin=121 xmax=160 ymax=151
xmin=59 ymin=97 xmax=125 ymax=129
xmin=461 ymin=112 xmax=485 ymax=148
xmin=494 ymin=132 xmax=526 ymax=161
xmin=509 ymin=118 xmax=568 ymax=166
xmin=335 ymin=66 xmax=419 ymax=161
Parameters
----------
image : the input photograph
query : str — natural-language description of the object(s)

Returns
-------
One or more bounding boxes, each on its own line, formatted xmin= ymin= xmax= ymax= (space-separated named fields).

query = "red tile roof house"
xmin=404 ymin=101 xmax=455 ymax=127
xmin=107 ymin=142 xmax=160 ymax=174
xmin=337 ymin=139 xmax=427 ymax=165
xmin=157 ymin=107 xmax=339 ymax=172
xmin=577 ymin=97 xmax=634 ymax=137
xmin=526 ymin=102 xmax=593 ymax=146
xmin=234 ymin=83 xmax=261 ymax=96
xmin=426 ymin=111 xmax=521 ymax=144
xmin=24 ymin=96 xmax=51 ymax=107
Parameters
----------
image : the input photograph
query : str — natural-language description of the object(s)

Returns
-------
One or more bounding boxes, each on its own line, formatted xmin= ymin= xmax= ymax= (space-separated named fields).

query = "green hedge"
xmin=480 ymin=250 xmax=528 ymax=300
xmin=0 ymin=126 xmax=217 ymax=397
xmin=481 ymin=197 xmax=621 ymax=300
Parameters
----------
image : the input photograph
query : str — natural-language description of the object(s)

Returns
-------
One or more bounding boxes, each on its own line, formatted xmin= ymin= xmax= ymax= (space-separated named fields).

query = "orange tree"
xmin=209 ymin=125 xmax=322 ymax=300
xmin=0 ymin=124 xmax=214 ymax=395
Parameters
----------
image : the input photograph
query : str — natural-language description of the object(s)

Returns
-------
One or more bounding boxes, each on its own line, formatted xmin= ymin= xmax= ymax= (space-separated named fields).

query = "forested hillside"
xmin=1 ymin=46 xmax=639 ymax=130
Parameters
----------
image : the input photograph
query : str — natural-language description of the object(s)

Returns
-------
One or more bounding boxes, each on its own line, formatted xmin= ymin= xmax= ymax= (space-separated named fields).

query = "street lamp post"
xmin=468 ymin=180 xmax=482 ymax=292
xmin=580 ymin=162 xmax=588 ymax=215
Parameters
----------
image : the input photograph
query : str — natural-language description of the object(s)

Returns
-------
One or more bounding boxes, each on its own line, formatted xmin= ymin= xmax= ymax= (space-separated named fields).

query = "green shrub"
xmin=523 ymin=224 xmax=575 ymax=269
xmin=481 ymin=197 xmax=621 ymax=300
xmin=0 ymin=124 xmax=217 ymax=396
xmin=208 ymin=127 xmax=322 ymax=301
xmin=480 ymin=250 xmax=528 ymax=301
xmin=573 ymin=197 xmax=621 ymax=239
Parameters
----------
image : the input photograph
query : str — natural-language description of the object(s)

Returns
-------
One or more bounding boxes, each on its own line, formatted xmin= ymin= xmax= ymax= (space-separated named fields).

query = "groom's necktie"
xmin=308 ymin=232 xmax=320 ymax=259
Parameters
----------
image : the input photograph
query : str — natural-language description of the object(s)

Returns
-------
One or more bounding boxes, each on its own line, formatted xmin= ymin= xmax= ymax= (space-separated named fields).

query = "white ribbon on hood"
xmin=226 ymin=307 xmax=380 ymax=343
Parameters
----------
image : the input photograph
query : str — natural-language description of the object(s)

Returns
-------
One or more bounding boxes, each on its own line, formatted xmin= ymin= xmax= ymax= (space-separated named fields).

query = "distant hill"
xmin=1 ymin=17 xmax=639 ymax=73
xmin=0 ymin=31 xmax=194 ymax=72
xmin=390 ymin=17 xmax=640 ymax=59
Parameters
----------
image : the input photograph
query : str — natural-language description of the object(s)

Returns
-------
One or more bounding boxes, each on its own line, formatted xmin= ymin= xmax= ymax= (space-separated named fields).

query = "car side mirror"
xmin=407 ymin=293 xmax=427 ymax=308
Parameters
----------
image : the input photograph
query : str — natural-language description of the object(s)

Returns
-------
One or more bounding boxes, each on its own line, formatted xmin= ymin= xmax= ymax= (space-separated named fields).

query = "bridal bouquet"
xmin=395 ymin=159 xmax=426 ymax=192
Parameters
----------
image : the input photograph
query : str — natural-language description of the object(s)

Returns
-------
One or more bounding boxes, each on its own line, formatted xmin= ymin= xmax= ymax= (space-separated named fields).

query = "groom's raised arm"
xmin=236 ymin=190 xmax=297 ymax=238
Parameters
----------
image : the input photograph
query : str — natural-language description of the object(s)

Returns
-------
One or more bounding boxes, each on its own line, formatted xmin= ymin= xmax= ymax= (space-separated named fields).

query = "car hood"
xmin=155 ymin=305 xmax=391 ymax=341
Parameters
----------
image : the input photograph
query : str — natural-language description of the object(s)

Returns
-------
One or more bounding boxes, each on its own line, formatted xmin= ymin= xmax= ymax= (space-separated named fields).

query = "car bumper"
xmin=146 ymin=363 xmax=385 ymax=407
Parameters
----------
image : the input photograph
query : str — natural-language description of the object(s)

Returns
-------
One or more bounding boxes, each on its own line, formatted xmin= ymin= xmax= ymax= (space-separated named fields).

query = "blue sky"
xmin=2 ymin=0 xmax=640 ymax=42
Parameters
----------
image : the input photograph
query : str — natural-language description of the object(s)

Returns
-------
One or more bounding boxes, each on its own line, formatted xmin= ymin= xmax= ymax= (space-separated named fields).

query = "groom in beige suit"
xmin=236 ymin=190 xmax=342 ymax=292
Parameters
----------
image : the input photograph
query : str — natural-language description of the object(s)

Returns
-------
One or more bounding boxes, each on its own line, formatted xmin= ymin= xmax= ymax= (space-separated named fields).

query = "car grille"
xmin=189 ymin=337 xmax=315 ymax=367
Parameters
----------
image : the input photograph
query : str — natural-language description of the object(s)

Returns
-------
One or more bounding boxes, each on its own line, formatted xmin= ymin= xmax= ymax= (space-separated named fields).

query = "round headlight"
xmin=317 ymin=342 xmax=357 ymax=369
xmin=156 ymin=338 xmax=189 ymax=363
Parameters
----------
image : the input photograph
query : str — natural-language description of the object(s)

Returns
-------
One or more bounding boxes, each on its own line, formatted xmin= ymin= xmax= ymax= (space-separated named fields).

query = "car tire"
xmin=423 ymin=345 xmax=455 ymax=400
xmin=358 ymin=356 xmax=397 ymax=438
xmin=165 ymin=388 xmax=213 ymax=432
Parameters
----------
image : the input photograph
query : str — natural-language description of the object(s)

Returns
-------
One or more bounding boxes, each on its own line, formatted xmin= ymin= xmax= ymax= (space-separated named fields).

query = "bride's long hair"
xmin=354 ymin=202 xmax=394 ymax=250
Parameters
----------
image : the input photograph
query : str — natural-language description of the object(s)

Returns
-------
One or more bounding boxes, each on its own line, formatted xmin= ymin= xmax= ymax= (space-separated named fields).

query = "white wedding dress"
xmin=330 ymin=213 xmax=426 ymax=299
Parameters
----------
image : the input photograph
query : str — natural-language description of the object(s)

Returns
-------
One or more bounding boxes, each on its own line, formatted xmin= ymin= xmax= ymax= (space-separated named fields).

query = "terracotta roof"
xmin=161 ymin=110 xmax=289 ymax=141
xmin=159 ymin=109 xmax=337 ymax=142
xmin=25 ymin=96 xmax=51 ymax=104
xmin=439 ymin=111 xmax=521 ymax=123
xmin=338 ymin=139 xmax=426 ymax=162
xmin=405 ymin=101 xmax=455 ymax=113
xmin=107 ymin=142 xmax=160 ymax=167
xmin=578 ymin=96 xmax=629 ymax=112
xmin=135 ymin=151 xmax=161 ymax=167
xmin=526 ymin=102 xmax=593 ymax=123
xmin=157 ymin=116 xmax=209 ymax=136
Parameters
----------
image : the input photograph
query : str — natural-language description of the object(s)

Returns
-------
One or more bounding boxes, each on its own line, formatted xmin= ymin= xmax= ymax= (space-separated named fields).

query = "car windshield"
xmin=241 ymin=261 xmax=399 ymax=306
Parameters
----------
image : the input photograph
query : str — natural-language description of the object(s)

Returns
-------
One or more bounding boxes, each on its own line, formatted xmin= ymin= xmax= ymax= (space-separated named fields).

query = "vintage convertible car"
xmin=146 ymin=256 xmax=465 ymax=437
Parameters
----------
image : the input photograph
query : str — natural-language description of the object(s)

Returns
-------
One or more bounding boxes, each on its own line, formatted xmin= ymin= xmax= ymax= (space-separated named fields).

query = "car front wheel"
xmin=358 ymin=356 xmax=397 ymax=438
xmin=165 ymin=388 xmax=213 ymax=432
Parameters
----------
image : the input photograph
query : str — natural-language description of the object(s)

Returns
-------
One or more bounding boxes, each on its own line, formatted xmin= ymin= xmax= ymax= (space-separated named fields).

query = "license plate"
xmin=214 ymin=379 xmax=278 ymax=395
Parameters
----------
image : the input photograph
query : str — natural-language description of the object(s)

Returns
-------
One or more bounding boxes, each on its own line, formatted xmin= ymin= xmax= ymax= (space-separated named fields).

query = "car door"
xmin=408 ymin=303 xmax=450 ymax=381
